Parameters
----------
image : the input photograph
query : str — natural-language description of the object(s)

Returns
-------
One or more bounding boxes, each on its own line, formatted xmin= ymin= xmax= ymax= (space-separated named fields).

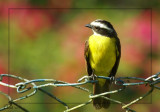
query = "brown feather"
xmin=93 ymin=79 xmax=110 ymax=109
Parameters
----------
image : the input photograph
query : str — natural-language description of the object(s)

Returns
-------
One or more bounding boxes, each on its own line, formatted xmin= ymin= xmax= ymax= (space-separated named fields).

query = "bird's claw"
xmin=90 ymin=74 xmax=97 ymax=81
xmin=110 ymin=76 xmax=115 ymax=83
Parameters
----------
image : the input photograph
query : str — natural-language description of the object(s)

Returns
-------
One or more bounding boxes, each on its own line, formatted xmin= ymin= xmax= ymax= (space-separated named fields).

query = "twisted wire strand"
xmin=0 ymin=72 xmax=160 ymax=112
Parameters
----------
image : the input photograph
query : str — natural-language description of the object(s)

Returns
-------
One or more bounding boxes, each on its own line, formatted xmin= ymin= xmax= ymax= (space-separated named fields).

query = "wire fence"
xmin=0 ymin=72 xmax=160 ymax=112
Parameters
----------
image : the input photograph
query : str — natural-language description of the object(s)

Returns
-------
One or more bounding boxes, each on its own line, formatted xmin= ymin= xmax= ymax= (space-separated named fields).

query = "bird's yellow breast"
xmin=89 ymin=35 xmax=116 ymax=76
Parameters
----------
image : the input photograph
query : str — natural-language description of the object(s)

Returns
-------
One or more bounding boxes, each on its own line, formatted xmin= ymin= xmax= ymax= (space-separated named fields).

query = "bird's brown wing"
xmin=109 ymin=37 xmax=121 ymax=77
xmin=84 ymin=40 xmax=92 ymax=76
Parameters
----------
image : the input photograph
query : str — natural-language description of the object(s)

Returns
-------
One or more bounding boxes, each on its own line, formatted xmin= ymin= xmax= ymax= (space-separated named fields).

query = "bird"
xmin=84 ymin=19 xmax=121 ymax=109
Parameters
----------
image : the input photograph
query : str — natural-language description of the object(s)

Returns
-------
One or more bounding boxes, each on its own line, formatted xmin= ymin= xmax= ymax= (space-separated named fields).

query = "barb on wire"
xmin=0 ymin=72 xmax=160 ymax=112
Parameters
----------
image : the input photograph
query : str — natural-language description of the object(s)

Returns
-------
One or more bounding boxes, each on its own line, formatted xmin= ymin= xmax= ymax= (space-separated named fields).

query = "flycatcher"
xmin=84 ymin=19 xmax=121 ymax=109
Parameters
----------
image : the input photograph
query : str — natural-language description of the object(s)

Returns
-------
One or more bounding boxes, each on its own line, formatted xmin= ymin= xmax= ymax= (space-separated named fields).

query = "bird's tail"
xmin=93 ymin=79 xmax=110 ymax=109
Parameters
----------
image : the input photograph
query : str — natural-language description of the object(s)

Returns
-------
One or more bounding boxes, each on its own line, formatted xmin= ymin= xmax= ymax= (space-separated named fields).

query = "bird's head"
xmin=85 ymin=19 xmax=117 ymax=37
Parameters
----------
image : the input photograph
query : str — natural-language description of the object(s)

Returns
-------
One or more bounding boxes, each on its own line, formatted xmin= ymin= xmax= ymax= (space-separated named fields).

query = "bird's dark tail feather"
xmin=93 ymin=79 xmax=110 ymax=109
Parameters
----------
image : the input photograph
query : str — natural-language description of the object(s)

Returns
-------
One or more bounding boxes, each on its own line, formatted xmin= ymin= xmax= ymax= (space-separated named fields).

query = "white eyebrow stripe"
xmin=91 ymin=21 xmax=111 ymax=30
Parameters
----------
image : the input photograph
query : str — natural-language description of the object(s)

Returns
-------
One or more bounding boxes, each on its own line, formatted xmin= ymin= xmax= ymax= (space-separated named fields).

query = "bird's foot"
xmin=110 ymin=76 xmax=115 ymax=84
xmin=90 ymin=74 xmax=97 ymax=81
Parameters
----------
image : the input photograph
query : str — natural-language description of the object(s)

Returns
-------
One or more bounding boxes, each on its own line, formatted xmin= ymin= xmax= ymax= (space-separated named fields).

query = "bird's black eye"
xmin=94 ymin=26 xmax=100 ymax=31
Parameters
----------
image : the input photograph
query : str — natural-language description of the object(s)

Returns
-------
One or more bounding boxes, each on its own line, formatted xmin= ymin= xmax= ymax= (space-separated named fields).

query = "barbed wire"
xmin=0 ymin=72 xmax=160 ymax=112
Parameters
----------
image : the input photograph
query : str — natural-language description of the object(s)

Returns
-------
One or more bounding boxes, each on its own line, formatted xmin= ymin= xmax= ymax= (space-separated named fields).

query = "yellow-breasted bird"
xmin=84 ymin=19 xmax=121 ymax=109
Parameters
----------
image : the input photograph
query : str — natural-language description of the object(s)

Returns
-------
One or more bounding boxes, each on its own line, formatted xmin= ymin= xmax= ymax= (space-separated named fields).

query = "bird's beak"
xmin=85 ymin=24 xmax=92 ymax=28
